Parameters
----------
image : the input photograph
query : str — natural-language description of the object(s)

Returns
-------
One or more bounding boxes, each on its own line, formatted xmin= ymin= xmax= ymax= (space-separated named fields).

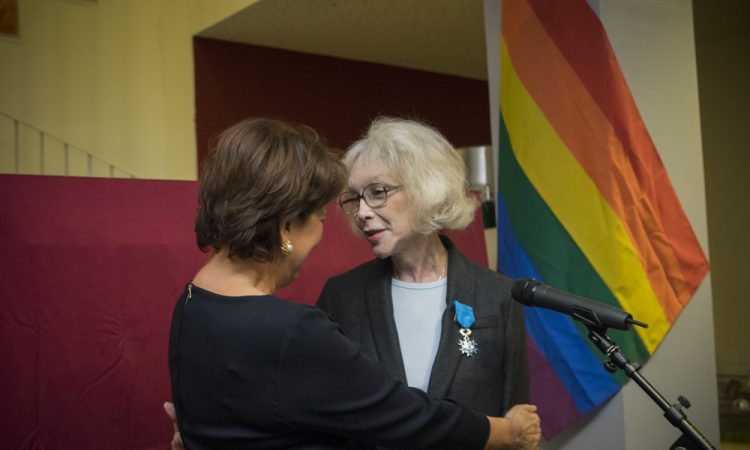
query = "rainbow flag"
xmin=497 ymin=0 xmax=709 ymax=438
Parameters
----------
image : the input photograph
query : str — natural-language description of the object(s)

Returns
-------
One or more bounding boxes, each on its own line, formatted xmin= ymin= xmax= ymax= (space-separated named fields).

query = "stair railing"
xmin=1 ymin=111 xmax=136 ymax=178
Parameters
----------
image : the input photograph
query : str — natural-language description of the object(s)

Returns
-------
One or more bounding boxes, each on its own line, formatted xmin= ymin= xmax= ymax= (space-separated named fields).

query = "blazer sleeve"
xmin=277 ymin=307 xmax=490 ymax=450
xmin=503 ymin=294 xmax=530 ymax=410
xmin=315 ymin=279 xmax=333 ymax=313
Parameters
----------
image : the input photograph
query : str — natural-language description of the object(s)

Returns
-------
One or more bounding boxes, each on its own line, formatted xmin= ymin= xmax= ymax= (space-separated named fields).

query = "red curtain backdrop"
xmin=0 ymin=174 xmax=488 ymax=450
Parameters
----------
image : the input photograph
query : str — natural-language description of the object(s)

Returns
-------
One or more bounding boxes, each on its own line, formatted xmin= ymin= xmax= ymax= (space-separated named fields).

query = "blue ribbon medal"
xmin=453 ymin=300 xmax=478 ymax=357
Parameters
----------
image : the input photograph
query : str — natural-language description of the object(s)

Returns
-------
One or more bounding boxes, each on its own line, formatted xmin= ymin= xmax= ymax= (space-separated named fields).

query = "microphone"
xmin=511 ymin=279 xmax=647 ymax=331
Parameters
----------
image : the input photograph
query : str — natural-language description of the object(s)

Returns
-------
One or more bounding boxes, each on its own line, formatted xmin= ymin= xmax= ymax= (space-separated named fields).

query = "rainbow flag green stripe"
xmin=497 ymin=0 xmax=709 ymax=438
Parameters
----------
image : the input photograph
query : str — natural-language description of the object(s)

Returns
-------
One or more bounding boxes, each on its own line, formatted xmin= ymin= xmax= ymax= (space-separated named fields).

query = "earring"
xmin=280 ymin=239 xmax=294 ymax=256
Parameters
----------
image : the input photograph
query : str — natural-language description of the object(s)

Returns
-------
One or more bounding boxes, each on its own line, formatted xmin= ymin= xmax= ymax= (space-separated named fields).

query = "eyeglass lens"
xmin=339 ymin=183 xmax=398 ymax=214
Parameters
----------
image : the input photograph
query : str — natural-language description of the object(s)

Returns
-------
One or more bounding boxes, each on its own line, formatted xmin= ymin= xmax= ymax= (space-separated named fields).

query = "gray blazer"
xmin=317 ymin=236 xmax=529 ymax=416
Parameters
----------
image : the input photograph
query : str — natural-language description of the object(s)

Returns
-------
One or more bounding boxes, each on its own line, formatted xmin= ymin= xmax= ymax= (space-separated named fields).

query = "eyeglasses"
xmin=338 ymin=183 xmax=402 ymax=215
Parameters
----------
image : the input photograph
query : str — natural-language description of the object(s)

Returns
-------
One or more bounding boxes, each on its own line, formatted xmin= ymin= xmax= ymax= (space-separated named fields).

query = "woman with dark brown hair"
xmin=167 ymin=117 xmax=540 ymax=450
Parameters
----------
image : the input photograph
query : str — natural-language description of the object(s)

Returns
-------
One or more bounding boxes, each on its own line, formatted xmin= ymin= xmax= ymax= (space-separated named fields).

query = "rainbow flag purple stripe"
xmin=497 ymin=0 xmax=710 ymax=438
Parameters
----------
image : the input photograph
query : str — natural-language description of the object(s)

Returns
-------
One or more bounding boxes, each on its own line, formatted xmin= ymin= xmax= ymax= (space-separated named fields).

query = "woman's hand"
xmin=503 ymin=404 xmax=541 ymax=449
xmin=484 ymin=404 xmax=541 ymax=449
xmin=163 ymin=402 xmax=185 ymax=450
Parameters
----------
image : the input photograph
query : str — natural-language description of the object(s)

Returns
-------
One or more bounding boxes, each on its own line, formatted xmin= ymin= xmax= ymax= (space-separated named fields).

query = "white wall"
xmin=484 ymin=0 xmax=720 ymax=448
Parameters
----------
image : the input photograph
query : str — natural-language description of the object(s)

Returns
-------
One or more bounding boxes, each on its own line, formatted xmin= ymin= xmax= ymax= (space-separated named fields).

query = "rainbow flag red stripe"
xmin=497 ymin=0 xmax=709 ymax=437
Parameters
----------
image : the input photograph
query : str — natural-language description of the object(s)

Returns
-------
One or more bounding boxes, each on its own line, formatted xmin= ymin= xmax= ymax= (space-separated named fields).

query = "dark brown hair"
xmin=195 ymin=118 xmax=346 ymax=261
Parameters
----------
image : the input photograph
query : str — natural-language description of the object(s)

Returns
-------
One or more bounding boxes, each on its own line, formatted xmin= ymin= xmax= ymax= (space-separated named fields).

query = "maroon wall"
xmin=194 ymin=37 xmax=491 ymax=164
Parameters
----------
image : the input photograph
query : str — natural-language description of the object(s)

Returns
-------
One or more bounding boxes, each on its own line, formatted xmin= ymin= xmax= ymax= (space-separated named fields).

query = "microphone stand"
xmin=574 ymin=312 xmax=717 ymax=450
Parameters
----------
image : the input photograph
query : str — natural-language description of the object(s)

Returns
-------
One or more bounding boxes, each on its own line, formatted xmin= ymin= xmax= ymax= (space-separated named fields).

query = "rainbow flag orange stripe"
xmin=497 ymin=0 xmax=709 ymax=437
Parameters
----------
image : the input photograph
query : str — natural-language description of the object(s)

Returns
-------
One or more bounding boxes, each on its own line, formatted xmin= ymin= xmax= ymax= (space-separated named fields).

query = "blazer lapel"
xmin=364 ymin=259 xmax=408 ymax=384
xmin=427 ymin=236 xmax=478 ymax=398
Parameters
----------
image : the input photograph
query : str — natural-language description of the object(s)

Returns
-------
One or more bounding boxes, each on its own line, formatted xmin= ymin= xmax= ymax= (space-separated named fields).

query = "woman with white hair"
xmin=317 ymin=117 xmax=532 ymax=424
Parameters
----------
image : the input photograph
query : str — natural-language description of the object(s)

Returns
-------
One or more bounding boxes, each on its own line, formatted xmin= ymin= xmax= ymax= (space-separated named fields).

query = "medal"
xmin=453 ymin=300 xmax=478 ymax=357
xmin=458 ymin=328 xmax=478 ymax=357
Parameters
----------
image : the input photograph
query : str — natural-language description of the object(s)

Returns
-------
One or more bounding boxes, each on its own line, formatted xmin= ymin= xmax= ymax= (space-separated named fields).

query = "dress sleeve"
xmin=277 ymin=307 xmax=489 ymax=450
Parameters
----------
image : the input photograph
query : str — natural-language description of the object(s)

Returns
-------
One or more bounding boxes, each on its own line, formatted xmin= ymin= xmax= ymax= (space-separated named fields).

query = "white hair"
xmin=344 ymin=117 xmax=477 ymax=234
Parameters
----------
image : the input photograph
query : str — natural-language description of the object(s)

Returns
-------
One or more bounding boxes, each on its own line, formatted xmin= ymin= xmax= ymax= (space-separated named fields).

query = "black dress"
xmin=169 ymin=284 xmax=489 ymax=449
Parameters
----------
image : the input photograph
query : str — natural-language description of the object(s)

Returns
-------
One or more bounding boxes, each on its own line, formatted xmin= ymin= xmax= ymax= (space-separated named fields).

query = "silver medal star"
xmin=458 ymin=334 xmax=478 ymax=357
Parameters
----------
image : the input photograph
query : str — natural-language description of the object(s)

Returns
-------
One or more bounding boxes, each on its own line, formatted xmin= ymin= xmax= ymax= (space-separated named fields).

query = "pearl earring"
xmin=280 ymin=239 xmax=294 ymax=256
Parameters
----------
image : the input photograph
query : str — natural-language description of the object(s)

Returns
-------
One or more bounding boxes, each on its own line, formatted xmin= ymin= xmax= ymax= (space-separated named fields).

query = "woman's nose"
xmin=356 ymin=197 xmax=375 ymax=219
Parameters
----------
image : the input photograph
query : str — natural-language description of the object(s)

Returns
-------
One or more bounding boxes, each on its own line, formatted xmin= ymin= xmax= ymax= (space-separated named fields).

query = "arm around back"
xmin=279 ymin=307 xmax=491 ymax=449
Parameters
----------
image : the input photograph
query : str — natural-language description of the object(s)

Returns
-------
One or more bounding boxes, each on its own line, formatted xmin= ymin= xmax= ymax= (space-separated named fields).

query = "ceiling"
xmin=197 ymin=0 xmax=749 ymax=83
xmin=197 ymin=0 xmax=489 ymax=80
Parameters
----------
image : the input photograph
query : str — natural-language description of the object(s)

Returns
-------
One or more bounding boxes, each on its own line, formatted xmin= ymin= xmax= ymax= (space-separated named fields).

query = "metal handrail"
xmin=0 ymin=111 xmax=137 ymax=178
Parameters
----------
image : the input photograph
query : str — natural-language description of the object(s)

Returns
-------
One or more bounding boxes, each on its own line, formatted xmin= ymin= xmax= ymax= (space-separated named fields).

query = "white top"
xmin=391 ymin=277 xmax=448 ymax=392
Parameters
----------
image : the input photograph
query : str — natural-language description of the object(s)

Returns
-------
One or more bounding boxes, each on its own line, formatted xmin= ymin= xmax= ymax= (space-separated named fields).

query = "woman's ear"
xmin=279 ymin=221 xmax=291 ymax=239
